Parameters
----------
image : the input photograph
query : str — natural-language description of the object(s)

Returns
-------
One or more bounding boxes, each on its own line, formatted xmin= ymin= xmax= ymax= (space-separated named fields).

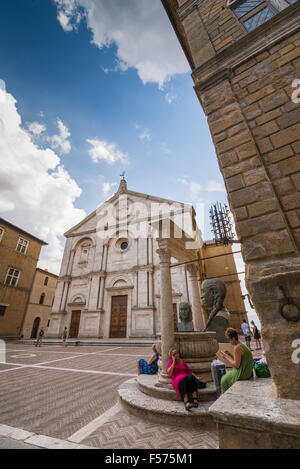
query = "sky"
xmin=0 ymin=0 xmax=259 ymax=325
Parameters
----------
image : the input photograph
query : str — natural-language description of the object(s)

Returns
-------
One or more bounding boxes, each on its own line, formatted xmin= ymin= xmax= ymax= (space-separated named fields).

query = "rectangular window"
xmin=243 ymin=4 xmax=277 ymax=30
xmin=5 ymin=268 xmax=20 ymax=287
xmin=0 ymin=305 xmax=7 ymax=316
xmin=0 ymin=227 xmax=4 ymax=242
xmin=231 ymin=0 xmax=278 ymax=32
xmin=232 ymin=0 xmax=265 ymax=18
xmin=16 ymin=238 xmax=29 ymax=254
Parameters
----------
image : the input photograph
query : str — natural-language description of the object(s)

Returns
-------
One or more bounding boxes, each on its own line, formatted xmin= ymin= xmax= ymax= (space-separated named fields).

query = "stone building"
xmin=162 ymin=0 xmax=300 ymax=401
xmin=22 ymin=268 xmax=58 ymax=339
xmin=48 ymin=180 xmax=247 ymax=340
xmin=162 ymin=0 xmax=300 ymax=448
xmin=0 ymin=218 xmax=47 ymax=338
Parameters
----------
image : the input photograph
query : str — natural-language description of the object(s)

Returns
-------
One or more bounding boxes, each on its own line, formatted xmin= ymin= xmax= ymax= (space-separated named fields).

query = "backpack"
xmin=254 ymin=362 xmax=270 ymax=378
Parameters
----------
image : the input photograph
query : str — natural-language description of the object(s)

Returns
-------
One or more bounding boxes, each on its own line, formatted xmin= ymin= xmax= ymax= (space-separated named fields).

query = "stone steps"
xmin=118 ymin=378 xmax=216 ymax=427
xmin=137 ymin=375 xmax=217 ymax=402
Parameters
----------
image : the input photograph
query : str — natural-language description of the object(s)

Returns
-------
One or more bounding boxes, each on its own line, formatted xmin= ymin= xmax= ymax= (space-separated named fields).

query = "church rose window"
xmin=230 ymin=0 xmax=279 ymax=32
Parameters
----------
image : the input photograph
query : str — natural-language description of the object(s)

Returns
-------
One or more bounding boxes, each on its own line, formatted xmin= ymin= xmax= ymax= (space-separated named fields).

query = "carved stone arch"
xmin=70 ymin=294 xmax=86 ymax=305
xmin=108 ymin=274 xmax=130 ymax=289
xmin=72 ymin=235 xmax=95 ymax=251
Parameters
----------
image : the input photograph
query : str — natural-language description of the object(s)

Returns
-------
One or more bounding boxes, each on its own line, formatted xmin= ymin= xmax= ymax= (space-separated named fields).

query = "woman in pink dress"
xmin=167 ymin=347 xmax=206 ymax=411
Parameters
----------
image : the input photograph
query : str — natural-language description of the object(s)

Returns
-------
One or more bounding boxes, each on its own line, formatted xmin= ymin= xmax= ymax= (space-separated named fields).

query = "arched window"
xmin=39 ymin=293 xmax=45 ymax=305
xmin=44 ymin=276 xmax=49 ymax=286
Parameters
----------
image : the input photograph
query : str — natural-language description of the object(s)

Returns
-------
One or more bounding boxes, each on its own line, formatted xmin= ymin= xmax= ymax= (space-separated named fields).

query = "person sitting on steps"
xmin=167 ymin=347 xmax=206 ymax=411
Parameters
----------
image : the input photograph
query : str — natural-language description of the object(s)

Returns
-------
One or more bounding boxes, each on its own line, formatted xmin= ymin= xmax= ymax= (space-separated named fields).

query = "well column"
xmin=157 ymin=241 xmax=174 ymax=383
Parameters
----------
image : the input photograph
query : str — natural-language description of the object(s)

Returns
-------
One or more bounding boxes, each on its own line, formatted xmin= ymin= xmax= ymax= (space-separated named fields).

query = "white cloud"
xmin=87 ymin=138 xmax=128 ymax=164
xmin=178 ymin=177 xmax=225 ymax=199
xmin=0 ymin=84 xmax=85 ymax=274
xmin=0 ymin=80 xmax=6 ymax=92
xmin=48 ymin=118 xmax=71 ymax=155
xmin=178 ymin=178 xmax=203 ymax=200
xmin=137 ymin=127 xmax=151 ymax=144
xmin=205 ymin=180 xmax=225 ymax=192
xmin=102 ymin=181 xmax=117 ymax=198
xmin=54 ymin=0 xmax=189 ymax=88
xmin=160 ymin=142 xmax=171 ymax=154
xmin=28 ymin=122 xmax=47 ymax=136
xmin=165 ymin=91 xmax=177 ymax=104
xmin=55 ymin=0 xmax=83 ymax=32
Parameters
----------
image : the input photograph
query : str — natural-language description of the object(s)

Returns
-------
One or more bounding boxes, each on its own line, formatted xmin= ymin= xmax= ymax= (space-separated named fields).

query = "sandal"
xmin=184 ymin=401 xmax=193 ymax=411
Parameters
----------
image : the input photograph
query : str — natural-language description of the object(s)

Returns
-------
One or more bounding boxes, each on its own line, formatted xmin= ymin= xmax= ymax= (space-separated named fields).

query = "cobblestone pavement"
xmin=0 ymin=343 xmax=219 ymax=449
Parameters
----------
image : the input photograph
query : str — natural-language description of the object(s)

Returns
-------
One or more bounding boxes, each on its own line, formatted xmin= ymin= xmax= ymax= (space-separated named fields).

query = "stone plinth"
xmin=209 ymin=378 xmax=300 ymax=449
xmin=118 ymin=378 xmax=216 ymax=428
xmin=137 ymin=375 xmax=217 ymax=402
xmin=156 ymin=331 xmax=218 ymax=381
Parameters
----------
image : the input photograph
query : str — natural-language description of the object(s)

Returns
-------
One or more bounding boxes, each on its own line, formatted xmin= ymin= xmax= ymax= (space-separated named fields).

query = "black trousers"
xmin=178 ymin=374 xmax=198 ymax=400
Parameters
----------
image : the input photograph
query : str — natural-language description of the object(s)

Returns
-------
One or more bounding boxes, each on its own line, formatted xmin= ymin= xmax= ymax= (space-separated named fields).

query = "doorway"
xmin=69 ymin=310 xmax=81 ymax=338
xmin=110 ymin=296 xmax=128 ymax=338
xmin=31 ymin=317 xmax=40 ymax=338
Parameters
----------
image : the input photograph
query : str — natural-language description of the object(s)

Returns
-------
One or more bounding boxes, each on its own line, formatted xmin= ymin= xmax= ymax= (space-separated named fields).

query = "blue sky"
xmin=0 ymin=0 xmax=257 ymax=323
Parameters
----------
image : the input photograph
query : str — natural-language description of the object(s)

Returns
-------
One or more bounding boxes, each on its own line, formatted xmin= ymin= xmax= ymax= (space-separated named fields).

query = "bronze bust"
xmin=201 ymin=278 xmax=230 ymax=342
xmin=178 ymin=301 xmax=194 ymax=332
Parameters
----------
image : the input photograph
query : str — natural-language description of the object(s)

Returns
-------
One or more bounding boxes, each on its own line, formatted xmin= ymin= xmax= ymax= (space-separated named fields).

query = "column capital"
xmin=156 ymin=247 xmax=171 ymax=264
xmin=186 ymin=263 xmax=198 ymax=276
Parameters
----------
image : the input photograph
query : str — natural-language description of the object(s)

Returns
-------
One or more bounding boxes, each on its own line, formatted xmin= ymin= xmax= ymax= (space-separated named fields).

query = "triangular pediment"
xmin=65 ymin=183 xmax=197 ymax=238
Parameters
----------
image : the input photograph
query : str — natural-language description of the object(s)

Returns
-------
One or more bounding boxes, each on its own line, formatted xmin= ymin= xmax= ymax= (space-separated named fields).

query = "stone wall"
xmin=162 ymin=0 xmax=300 ymax=399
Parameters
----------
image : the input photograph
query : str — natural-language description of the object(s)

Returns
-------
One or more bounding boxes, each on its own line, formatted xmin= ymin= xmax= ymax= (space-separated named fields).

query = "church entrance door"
xmin=69 ymin=310 xmax=81 ymax=338
xmin=31 ymin=317 xmax=40 ymax=339
xmin=110 ymin=296 xmax=127 ymax=338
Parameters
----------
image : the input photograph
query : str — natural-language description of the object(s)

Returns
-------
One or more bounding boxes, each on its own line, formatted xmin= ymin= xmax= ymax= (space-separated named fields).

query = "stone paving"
xmin=0 ymin=343 xmax=220 ymax=449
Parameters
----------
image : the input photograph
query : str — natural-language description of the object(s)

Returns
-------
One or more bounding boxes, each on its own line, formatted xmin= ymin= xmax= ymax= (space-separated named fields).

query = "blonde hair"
xmin=152 ymin=344 xmax=157 ymax=353
xmin=168 ymin=346 xmax=178 ymax=358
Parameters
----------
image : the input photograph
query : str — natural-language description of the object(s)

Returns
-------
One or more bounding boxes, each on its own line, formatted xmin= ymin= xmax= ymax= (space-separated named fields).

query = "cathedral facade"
xmin=48 ymin=180 xmax=200 ymax=339
xmin=48 ymin=179 xmax=247 ymax=339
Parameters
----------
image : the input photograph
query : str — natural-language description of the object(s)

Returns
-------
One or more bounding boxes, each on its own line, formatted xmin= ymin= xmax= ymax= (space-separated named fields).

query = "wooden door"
xmin=110 ymin=296 xmax=128 ymax=338
xmin=69 ymin=310 xmax=81 ymax=338
xmin=31 ymin=317 xmax=40 ymax=339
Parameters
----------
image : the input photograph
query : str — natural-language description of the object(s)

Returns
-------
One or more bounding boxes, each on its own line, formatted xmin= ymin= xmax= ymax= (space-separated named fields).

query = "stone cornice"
xmin=193 ymin=3 xmax=300 ymax=88
xmin=106 ymin=285 xmax=134 ymax=292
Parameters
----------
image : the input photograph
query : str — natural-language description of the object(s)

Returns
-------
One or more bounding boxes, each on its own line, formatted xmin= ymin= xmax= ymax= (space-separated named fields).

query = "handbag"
xmin=196 ymin=378 xmax=206 ymax=389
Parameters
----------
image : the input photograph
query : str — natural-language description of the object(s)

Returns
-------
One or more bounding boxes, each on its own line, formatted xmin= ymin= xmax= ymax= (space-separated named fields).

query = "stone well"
xmin=155 ymin=331 xmax=218 ymax=382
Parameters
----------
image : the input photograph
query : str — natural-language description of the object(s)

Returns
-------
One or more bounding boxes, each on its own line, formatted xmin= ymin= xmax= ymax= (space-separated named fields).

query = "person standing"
xmin=35 ymin=327 xmax=45 ymax=347
xmin=241 ymin=319 xmax=252 ymax=350
xmin=251 ymin=320 xmax=262 ymax=350
xmin=62 ymin=327 xmax=68 ymax=347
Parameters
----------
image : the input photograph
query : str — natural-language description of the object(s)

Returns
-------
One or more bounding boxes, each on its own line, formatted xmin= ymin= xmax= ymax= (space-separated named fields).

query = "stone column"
xmin=67 ymin=249 xmax=75 ymax=276
xmin=61 ymin=280 xmax=70 ymax=312
xmin=187 ymin=264 xmax=205 ymax=331
xmin=157 ymin=242 xmax=174 ymax=383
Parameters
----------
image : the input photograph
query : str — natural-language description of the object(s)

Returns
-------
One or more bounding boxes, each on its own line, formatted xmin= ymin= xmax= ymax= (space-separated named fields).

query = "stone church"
xmin=48 ymin=178 xmax=246 ymax=339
